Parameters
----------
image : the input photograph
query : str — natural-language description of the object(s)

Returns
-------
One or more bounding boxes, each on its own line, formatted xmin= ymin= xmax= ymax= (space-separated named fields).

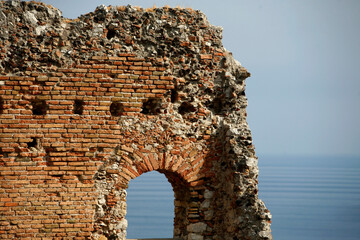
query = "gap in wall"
xmin=126 ymin=171 xmax=174 ymax=239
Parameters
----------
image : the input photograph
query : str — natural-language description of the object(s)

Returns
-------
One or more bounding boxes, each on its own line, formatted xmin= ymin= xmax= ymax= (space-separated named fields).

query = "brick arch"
xmin=93 ymin=144 xmax=209 ymax=239
xmin=117 ymin=146 xmax=206 ymax=185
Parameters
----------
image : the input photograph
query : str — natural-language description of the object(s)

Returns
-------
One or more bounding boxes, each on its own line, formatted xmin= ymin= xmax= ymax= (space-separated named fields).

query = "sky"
xmin=24 ymin=0 xmax=360 ymax=157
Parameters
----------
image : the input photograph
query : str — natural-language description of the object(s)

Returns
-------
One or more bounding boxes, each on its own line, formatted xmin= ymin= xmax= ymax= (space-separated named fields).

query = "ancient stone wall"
xmin=0 ymin=1 xmax=272 ymax=239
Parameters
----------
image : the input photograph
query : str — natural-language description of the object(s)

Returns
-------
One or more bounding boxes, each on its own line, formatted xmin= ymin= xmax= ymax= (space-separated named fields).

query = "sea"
xmin=126 ymin=155 xmax=360 ymax=240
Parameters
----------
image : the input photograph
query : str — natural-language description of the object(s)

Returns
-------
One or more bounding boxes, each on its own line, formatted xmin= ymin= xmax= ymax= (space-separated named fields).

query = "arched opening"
xmin=93 ymin=152 xmax=198 ymax=240
xmin=126 ymin=171 xmax=174 ymax=239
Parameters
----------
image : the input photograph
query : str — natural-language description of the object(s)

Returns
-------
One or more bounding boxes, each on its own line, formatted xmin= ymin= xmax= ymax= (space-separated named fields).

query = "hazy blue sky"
xmin=26 ymin=0 xmax=360 ymax=157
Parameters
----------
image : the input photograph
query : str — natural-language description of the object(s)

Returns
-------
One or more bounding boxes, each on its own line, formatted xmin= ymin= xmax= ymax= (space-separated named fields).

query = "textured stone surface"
xmin=0 ymin=1 xmax=272 ymax=239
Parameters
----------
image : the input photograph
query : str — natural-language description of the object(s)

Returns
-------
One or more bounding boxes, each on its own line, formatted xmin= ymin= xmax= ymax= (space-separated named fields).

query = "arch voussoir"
xmin=190 ymin=154 xmax=205 ymax=167
xmin=148 ymin=152 xmax=160 ymax=170
xmin=134 ymin=161 xmax=147 ymax=175
xmin=143 ymin=155 xmax=154 ymax=171
xmin=158 ymin=152 xmax=166 ymax=169
xmin=118 ymin=171 xmax=132 ymax=182
xmin=121 ymin=165 xmax=140 ymax=179
xmin=170 ymin=156 xmax=183 ymax=173
xmin=164 ymin=155 xmax=176 ymax=171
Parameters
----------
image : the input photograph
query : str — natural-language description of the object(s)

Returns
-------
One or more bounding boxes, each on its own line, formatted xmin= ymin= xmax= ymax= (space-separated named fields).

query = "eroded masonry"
xmin=0 ymin=1 xmax=272 ymax=239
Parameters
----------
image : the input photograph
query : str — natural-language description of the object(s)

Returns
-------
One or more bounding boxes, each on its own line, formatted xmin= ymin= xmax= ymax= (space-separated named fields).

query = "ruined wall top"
xmin=1 ymin=0 xmax=241 ymax=74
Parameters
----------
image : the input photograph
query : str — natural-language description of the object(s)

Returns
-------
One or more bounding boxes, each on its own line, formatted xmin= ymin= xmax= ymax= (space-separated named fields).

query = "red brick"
xmin=148 ymin=153 xmax=159 ymax=170
xmin=121 ymin=167 xmax=138 ymax=179
xmin=143 ymin=156 xmax=153 ymax=171
xmin=4 ymin=202 xmax=18 ymax=207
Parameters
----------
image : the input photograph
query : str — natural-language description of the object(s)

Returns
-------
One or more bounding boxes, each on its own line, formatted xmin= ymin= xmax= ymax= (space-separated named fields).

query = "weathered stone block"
xmin=187 ymin=222 xmax=207 ymax=233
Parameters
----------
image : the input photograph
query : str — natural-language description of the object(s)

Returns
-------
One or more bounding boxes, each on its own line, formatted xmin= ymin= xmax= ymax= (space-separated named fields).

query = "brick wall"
xmin=0 ymin=1 xmax=272 ymax=239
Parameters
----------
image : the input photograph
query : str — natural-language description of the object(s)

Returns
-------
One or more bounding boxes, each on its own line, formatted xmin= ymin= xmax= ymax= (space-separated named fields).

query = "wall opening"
xmin=141 ymin=98 xmax=161 ymax=115
xmin=126 ymin=171 xmax=174 ymax=239
xmin=171 ymin=89 xmax=179 ymax=103
xmin=178 ymin=101 xmax=196 ymax=115
xmin=107 ymin=28 xmax=116 ymax=40
xmin=110 ymin=101 xmax=124 ymax=116
xmin=31 ymin=99 xmax=47 ymax=115
xmin=74 ymin=100 xmax=84 ymax=115
xmin=27 ymin=137 xmax=38 ymax=149
xmin=0 ymin=97 xmax=3 ymax=114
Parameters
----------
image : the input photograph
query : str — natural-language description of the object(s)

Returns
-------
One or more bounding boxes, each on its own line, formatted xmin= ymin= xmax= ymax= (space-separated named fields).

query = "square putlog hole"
xmin=31 ymin=99 xmax=47 ymax=115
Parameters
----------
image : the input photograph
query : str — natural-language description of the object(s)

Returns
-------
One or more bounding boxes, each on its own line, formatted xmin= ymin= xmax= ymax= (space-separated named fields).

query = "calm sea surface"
xmin=126 ymin=156 xmax=360 ymax=239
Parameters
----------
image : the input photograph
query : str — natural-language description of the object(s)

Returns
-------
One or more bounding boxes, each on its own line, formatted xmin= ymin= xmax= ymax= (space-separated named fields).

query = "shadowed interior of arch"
xmin=126 ymin=171 xmax=174 ymax=239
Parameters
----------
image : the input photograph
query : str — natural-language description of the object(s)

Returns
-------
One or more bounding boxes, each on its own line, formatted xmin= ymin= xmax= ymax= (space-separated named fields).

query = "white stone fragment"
xmin=24 ymin=11 xmax=38 ymax=25
xmin=96 ymin=4 xmax=108 ymax=12
xmin=46 ymin=7 xmax=61 ymax=19
xmin=226 ymin=128 xmax=239 ymax=136
xmin=0 ymin=10 xmax=6 ymax=22
xmin=246 ymin=157 xmax=258 ymax=167
xmin=188 ymin=233 xmax=204 ymax=240
xmin=115 ymin=218 xmax=127 ymax=230
xmin=35 ymin=25 xmax=47 ymax=36
xmin=98 ymin=197 xmax=106 ymax=205
xmin=187 ymin=222 xmax=207 ymax=233
xmin=200 ymin=199 xmax=210 ymax=209
xmin=8 ymin=0 xmax=20 ymax=7
xmin=234 ymin=59 xmax=242 ymax=67
xmin=204 ymin=189 xmax=213 ymax=199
